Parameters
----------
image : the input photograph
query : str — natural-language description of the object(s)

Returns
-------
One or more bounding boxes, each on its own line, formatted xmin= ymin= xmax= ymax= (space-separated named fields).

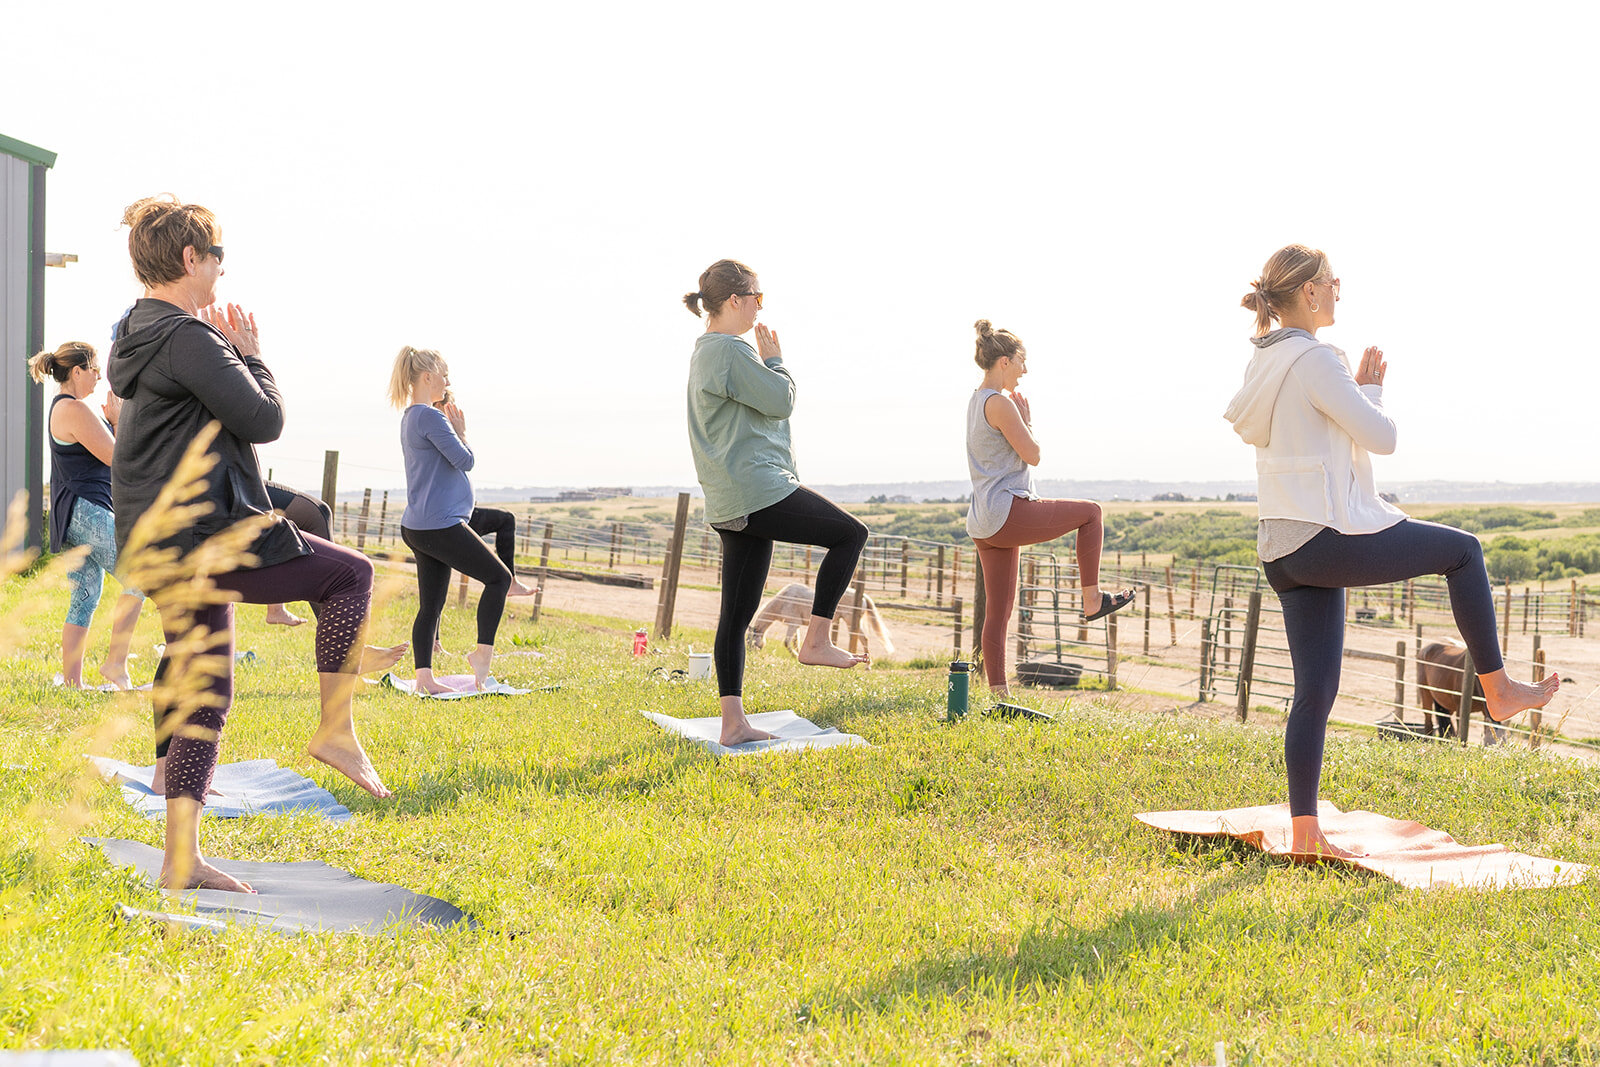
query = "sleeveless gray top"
xmin=965 ymin=387 xmax=1036 ymax=539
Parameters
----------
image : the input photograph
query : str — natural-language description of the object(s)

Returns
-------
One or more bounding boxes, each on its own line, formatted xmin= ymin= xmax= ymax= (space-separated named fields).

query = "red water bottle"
xmin=633 ymin=628 xmax=648 ymax=656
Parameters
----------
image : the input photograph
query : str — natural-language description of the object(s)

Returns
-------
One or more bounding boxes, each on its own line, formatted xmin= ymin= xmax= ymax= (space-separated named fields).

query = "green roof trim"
xmin=0 ymin=133 xmax=56 ymax=168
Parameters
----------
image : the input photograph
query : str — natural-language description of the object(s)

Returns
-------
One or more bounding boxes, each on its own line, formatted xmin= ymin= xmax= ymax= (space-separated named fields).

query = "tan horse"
xmin=748 ymin=582 xmax=895 ymax=657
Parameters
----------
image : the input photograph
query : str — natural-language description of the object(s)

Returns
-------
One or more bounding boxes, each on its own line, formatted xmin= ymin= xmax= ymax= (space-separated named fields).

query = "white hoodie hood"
xmin=1222 ymin=328 xmax=1321 ymax=447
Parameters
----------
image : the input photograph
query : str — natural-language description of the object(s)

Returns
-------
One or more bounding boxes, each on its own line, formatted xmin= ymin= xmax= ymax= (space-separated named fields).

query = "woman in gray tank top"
xmin=966 ymin=320 xmax=1133 ymax=697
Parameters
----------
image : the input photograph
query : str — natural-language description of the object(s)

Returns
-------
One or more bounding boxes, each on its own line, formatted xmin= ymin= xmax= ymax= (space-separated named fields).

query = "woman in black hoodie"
xmin=109 ymin=196 xmax=390 ymax=894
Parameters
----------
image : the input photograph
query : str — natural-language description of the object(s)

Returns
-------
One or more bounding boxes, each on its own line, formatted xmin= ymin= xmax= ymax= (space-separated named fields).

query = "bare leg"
xmin=358 ymin=642 xmax=408 ymax=674
xmin=1483 ymin=668 xmax=1561 ymax=723
xmin=265 ymin=603 xmax=306 ymax=627
xmin=1080 ymin=583 xmax=1100 ymax=614
xmin=796 ymin=614 xmax=870 ymax=669
xmin=61 ymin=622 xmax=89 ymax=688
xmin=162 ymin=797 xmax=255 ymax=893
xmin=719 ymin=694 xmax=776 ymax=746
xmin=306 ymin=672 xmax=392 ymax=797
xmin=1288 ymin=814 xmax=1367 ymax=861
xmin=466 ymin=643 xmax=494 ymax=690
xmin=98 ymin=593 xmax=142 ymax=690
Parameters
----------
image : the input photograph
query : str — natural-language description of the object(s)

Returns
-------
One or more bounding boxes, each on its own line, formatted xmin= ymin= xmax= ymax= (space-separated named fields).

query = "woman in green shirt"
xmin=685 ymin=259 xmax=870 ymax=745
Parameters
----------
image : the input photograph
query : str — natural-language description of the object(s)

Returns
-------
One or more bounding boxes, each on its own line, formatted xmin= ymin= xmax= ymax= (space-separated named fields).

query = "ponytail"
xmin=28 ymin=341 xmax=96 ymax=384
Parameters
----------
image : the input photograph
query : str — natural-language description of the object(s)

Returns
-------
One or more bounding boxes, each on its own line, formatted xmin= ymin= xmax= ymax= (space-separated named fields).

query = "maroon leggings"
xmin=154 ymin=534 xmax=373 ymax=801
xmin=972 ymin=497 xmax=1103 ymax=688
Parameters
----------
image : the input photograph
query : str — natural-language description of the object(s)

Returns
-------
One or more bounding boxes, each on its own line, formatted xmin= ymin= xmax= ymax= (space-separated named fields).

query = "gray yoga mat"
xmin=640 ymin=709 xmax=868 ymax=756
xmin=87 ymin=757 xmax=352 ymax=823
xmin=85 ymin=838 xmax=477 ymax=935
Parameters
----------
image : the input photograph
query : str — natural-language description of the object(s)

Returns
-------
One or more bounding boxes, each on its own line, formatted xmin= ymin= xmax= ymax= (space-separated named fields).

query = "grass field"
xmin=4 ymin=566 xmax=1600 ymax=1064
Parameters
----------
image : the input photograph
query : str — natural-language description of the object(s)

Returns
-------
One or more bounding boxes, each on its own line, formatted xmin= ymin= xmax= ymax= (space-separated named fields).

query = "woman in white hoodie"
xmin=1224 ymin=244 xmax=1559 ymax=860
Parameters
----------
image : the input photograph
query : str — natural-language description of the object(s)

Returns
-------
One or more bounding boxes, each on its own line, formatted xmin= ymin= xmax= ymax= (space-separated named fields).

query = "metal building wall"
xmin=1 ymin=153 xmax=28 ymax=538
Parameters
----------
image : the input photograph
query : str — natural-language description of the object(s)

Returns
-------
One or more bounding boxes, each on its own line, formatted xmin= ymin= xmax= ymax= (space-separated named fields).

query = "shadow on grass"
xmin=812 ymin=860 xmax=1399 ymax=1015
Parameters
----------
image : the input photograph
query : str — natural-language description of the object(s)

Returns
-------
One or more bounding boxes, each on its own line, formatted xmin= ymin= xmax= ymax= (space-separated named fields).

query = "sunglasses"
xmin=737 ymin=291 xmax=764 ymax=309
xmin=205 ymin=245 xmax=225 ymax=263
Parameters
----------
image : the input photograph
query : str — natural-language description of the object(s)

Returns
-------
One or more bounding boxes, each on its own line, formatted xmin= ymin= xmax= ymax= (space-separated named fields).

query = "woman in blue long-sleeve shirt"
xmin=390 ymin=346 xmax=517 ymax=693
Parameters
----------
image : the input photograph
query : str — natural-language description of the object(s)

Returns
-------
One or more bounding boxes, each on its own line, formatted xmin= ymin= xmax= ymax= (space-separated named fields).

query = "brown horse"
xmin=1416 ymin=641 xmax=1505 ymax=742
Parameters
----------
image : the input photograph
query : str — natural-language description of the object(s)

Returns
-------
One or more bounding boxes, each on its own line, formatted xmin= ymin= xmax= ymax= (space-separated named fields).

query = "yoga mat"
xmin=380 ymin=672 xmax=531 ymax=697
xmin=641 ymin=709 xmax=868 ymax=756
xmin=1136 ymin=801 xmax=1590 ymax=890
xmin=50 ymin=674 xmax=152 ymax=692
xmin=85 ymin=838 xmax=477 ymax=934
xmin=86 ymin=757 xmax=352 ymax=823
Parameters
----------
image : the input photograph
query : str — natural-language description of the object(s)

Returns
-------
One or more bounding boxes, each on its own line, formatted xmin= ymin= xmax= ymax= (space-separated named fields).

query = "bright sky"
xmin=10 ymin=2 xmax=1597 ymax=495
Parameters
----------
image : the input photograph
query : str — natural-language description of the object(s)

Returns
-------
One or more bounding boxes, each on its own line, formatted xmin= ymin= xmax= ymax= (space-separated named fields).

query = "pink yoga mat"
xmin=1136 ymin=801 xmax=1589 ymax=890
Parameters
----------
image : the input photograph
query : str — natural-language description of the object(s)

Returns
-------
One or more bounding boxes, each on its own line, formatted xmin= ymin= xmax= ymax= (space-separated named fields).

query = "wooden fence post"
xmin=848 ymin=573 xmax=867 ymax=654
xmin=456 ymin=571 xmax=469 ymax=609
xmin=530 ymin=521 xmax=554 ymax=623
xmin=1190 ymin=562 xmax=1199 ymax=616
xmin=1199 ymin=618 xmax=1212 ymax=702
xmin=900 ymin=539 xmax=909 ymax=599
xmin=356 ymin=488 xmax=372 ymax=549
xmin=1394 ymin=640 xmax=1407 ymax=719
xmin=377 ymin=490 xmax=389 ymax=547
xmin=320 ymin=450 xmax=339 ymax=511
xmin=935 ymin=545 xmax=946 ymax=607
xmin=1235 ymin=590 xmax=1262 ymax=722
xmin=1165 ymin=565 xmax=1177 ymax=646
xmin=339 ymin=502 xmax=349 ymax=539
xmin=1571 ymin=579 xmax=1579 ymax=637
xmin=1456 ymin=647 xmax=1476 ymax=747
xmin=952 ymin=596 xmax=963 ymax=656
xmin=972 ymin=550 xmax=986 ymax=664
xmin=1143 ymin=583 xmax=1152 ymax=655
xmin=1531 ymin=640 xmax=1546 ymax=749
xmin=1502 ymin=580 xmax=1512 ymax=655
xmin=1105 ymin=611 xmax=1119 ymax=690
xmin=653 ymin=492 xmax=691 ymax=640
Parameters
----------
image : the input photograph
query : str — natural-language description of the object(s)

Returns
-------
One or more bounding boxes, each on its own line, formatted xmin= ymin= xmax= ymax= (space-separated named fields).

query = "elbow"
xmin=1022 ymin=446 xmax=1042 ymax=467
xmin=1372 ymin=428 xmax=1398 ymax=456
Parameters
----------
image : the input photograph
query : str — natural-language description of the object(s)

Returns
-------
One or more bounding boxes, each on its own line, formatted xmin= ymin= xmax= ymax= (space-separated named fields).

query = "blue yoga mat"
xmin=86 ymin=838 xmax=477 ymax=935
xmin=88 ymin=757 xmax=352 ymax=823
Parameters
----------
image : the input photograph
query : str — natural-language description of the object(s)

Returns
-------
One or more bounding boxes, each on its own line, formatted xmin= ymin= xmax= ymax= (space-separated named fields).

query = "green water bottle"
xmin=947 ymin=661 xmax=970 ymax=722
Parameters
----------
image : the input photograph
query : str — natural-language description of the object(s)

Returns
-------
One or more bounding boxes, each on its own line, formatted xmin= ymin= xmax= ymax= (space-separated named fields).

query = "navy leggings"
xmin=154 ymin=534 xmax=374 ymax=800
xmin=714 ymin=487 xmax=869 ymax=697
xmin=1263 ymin=519 xmax=1502 ymax=816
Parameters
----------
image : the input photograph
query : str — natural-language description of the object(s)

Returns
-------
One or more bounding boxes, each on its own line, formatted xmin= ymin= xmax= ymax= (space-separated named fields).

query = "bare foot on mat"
xmin=721 ymin=721 xmax=778 ymax=746
xmin=161 ymin=857 xmax=255 ymax=894
xmin=98 ymin=664 xmax=133 ymax=690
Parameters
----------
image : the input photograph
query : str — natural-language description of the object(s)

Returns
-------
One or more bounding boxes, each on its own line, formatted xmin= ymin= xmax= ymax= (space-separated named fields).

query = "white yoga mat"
xmin=640 ymin=709 xmax=868 ymax=756
xmin=86 ymin=757 xmax=353 ymax=823
xmin=380 ymin=672 xmax=531 ymax=698
xmin=51 ymin=674 xmax=152 ymax=692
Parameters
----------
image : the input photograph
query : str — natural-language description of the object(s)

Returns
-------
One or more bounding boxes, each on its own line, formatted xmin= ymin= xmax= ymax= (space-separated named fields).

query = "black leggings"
xmin=402 ymin=522 xmax=512 ymax=669
xmin=435 ymin=508 xmax=519 ymax=645
xmin=1263 ymin=519 xmax=1502 ymax=817
xmin=714 ymin=487 xmax=869 ymax=697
